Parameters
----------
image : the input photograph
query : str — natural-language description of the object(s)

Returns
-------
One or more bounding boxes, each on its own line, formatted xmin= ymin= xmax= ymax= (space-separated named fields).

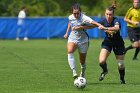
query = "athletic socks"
xmin=80 ymin=63 xmax=86 ymax=77
xmin=133 ymin=48 xmax=140 ymax=59
xmin=119 ymin=68 xmax=125 ymax=81
xmin=68 ymin=53 xmax=76 ymax=71
xmin=125 ymin=45 xmax=133 ymax=52
xmin=99 ymin=62 xmax=108 ymax=72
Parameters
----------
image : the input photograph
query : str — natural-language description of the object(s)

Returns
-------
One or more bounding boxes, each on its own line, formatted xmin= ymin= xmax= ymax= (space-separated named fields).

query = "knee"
xmin=99 ymin=59 xmax=106 ymax=64
xmin=67 ymin=48 xmax=74 ymax=54
xmin=133 ymin=43 xmax=139 ymax=48
xmin=117 ymin=60 xmax=125 ymax=69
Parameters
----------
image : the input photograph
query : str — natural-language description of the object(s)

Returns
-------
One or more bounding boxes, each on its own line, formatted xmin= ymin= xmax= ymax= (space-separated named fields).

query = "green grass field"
xmin=0 ymin=39 xmax=140 ymax=93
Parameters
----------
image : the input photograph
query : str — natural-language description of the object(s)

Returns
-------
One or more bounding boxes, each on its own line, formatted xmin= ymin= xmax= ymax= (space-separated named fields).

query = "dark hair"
xmin=106 ymin=5 xmax=116 ymax=14
xmin=21 ymin=6 xmax=26 ymax=10
xmin=106 ymin=1 xmax=117 ymax=14
xmin=71 ymin=3 xmax=81 ymax=13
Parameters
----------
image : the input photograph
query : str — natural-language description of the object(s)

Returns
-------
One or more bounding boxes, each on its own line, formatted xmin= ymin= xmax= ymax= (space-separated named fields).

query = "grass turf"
xmin=0 ymin=39 xmax=139 ymax=93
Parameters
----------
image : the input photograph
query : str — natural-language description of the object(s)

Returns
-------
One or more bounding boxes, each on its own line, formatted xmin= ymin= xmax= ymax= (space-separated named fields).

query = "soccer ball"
xmin=74 ymin=77 xmax=87 ymax=89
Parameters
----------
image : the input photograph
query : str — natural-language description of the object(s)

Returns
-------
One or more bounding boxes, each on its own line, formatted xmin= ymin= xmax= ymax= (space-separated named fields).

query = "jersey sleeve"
xmin=82 ymin=14 xmax=93 ymax=23
xmin=124 ymin=7 xmax=133 ymax=19
xmin=114 ymin=18 xmax=120 ymax=25
xmin=114 ymin=17 xmax=121 ymax=28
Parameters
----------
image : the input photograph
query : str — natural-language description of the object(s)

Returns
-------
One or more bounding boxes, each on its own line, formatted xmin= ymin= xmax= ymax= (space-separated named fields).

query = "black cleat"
xmin=99 ymin=72 xmax=108 ymax=81
xmin=133 ymin=57 xmax=138 ymax=60
xmin=120 ymin=79 xmax=126 ymax=84
xmin=124 ymin=49 xmax=127 ymax=54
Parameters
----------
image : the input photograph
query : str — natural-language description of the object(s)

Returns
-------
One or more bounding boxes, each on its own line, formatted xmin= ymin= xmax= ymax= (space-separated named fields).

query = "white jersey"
xmin=68 ymin=13 xmax=93 ymax=44
xmin=17 ymin=10 xmax=26 ymax=25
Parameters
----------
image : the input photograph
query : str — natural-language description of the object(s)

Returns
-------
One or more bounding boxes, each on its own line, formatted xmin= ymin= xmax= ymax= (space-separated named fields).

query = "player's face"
xmin=105 ymin=10 xmax=114 ymax=22
xmin=73 ymin=9 xmax=81 ymax=19
xmin=133 ymin=1 xmax=140 ymax=8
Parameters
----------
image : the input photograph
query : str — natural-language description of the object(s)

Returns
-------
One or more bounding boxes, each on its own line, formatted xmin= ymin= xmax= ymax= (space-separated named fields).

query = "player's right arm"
xmin=64 ymin=22 xmax=71 ymax=39
xmin=124 ymin=17 xmax=139 ymax=25
xmin=124 ymin=8 xmax=139 ymax=25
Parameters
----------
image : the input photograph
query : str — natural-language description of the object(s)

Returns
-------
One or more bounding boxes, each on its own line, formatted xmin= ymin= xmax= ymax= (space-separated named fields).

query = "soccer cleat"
xmin=120 ymin=79 xmax=126 ymax=84
xmin=99 ymin=71 xmax=108 ymax=81
xmin=24 ymin=37 xmax=28 ymax=41
xmin=132 ymin=57 xmax=138 ymax=60
xmin=16 ymin=37 xmax=19 ymax=40
xmin=124 ymin=49 xmax=127 ymax=54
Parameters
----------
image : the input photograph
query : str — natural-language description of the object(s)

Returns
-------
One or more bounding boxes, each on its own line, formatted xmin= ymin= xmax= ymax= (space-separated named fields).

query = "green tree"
xmin=0 ymin=0 xmax=134 ymax=17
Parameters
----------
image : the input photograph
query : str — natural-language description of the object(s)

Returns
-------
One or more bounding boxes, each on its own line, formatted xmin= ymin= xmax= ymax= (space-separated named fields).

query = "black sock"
xmin=119 ymin=68 xmax=125 ymax=80
xmin=100 ymin=62 xmax=108 ymax=72
xmin=125 ymin=45 xmax=133 ymax=52
xmin=133 ymin=48 xmax=140 ymax=59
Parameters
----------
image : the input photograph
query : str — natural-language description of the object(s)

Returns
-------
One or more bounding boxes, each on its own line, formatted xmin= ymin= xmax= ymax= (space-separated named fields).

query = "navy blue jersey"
xmin=99 ymin=17 xmax=125 ymax=55
xmin=100 ymin=17 xmax=122 ymax=41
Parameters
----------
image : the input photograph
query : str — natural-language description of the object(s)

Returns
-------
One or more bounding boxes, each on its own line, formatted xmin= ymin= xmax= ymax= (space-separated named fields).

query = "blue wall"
xmin=0 ymin=17 xmax=127 ymax=39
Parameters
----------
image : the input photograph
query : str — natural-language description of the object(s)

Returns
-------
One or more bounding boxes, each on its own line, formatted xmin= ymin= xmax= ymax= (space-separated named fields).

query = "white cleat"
xmin=24 ymin=37 xmax=28 ymax=41
xmin=16 ymin=37 xmax=19 ymax=41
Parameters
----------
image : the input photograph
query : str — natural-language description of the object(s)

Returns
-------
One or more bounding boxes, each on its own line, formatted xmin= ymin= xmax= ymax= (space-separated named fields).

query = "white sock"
xmin=68 ymin=53 xmax=76 ymax=72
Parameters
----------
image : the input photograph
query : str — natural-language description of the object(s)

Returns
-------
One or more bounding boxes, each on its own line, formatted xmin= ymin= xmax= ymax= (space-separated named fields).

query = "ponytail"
xmin=106 ymin=0 xmax=117 ymax=14
xmin=111 ymin=0 xmax=117 ymax=9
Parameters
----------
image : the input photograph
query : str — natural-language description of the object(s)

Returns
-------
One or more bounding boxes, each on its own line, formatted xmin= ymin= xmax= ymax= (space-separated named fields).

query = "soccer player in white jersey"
xmin=16 ymin=6 xmax=28 ymax=41
xmin=64 ymin=3 xmax=104 ymax=79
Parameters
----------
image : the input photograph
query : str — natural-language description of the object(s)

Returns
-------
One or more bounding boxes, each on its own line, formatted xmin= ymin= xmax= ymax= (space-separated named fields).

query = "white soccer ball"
xmin=74 ymin=77 xmax=87 ymax=89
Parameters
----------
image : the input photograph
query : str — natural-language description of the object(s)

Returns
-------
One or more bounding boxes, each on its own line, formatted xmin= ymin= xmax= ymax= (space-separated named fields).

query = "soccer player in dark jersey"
xmin=98 ymin=6 xmax=126 ymax=84
xmin=124 ymin=0 xmax=140 ymax=60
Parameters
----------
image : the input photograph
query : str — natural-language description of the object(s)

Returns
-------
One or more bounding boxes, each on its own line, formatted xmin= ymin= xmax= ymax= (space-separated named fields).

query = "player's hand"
xmin=133 ymin=21 xmax=139 ymax=25
xmin=98 ymin=25 xmax=107 ymax=30
xmin=72 ymin=26 xmax=79 ymax=31
xmin=64 ymin=33 xmax=68 ymax=39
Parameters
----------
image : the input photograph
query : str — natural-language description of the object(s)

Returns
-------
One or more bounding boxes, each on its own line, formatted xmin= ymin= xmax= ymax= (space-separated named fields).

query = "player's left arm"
xmin=72 ymin=25 xmax=95 ymax=31
xmin=106 ymin=23 xmax=120 ymax=31
xmin=104 ymin=21 xmax=120 ymax=34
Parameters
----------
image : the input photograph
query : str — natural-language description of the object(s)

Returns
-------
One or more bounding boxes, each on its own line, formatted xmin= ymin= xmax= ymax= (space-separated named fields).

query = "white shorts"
xmin=77 ymin=42 xmax=89 ymax=53
xmin=68 ymin=41 xmax=89 ymax=53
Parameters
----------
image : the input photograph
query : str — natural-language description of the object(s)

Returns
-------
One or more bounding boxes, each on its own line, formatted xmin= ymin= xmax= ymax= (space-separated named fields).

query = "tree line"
xmin=0 ymin=0 xmax=133 ymax=17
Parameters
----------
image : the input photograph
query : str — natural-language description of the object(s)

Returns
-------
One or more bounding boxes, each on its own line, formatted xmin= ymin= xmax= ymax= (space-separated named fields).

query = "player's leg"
xmin=125 ymin=27 xmax=138 ymax=53
xmin=24 ymin=25 xmax=28 ymax=41
xmin=79 ymin=53 xmax=86 ymax=77
xmin=78 ymin=42 xmax=89 ymax=78
xmin=23 ymin=21 xmax=28 ymax=41
xmin=16 ymin=25 xmax=22 ymax=40
xmin=67 ymin=42 xmax=78 ymax=79
xmin=99 ymin=48 xmax=110 ymax=81
xmin=133 ymin=40 xmax=140 ymax=60
xmin=116 ymin=55 xmax=125 ymax=84
xmin=133 ymin=47 xmax=139 ymax=60
xmin=114 ymin=44 xmax=126 ymax=84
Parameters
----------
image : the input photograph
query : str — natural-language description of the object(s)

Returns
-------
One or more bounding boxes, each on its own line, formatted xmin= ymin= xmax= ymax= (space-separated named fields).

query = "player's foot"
xmin=73 ymin=73 xmax=78 ymax=79
xmin=99 ymin=71 xmax=108 ymax=81
xmin=16 ymin=37 xmax=19 ymax=40
xmin=24 ymin=37 xmax=28 ymax=41
xmin=132 ymin=57 xmax=138 ymax=60
xmin=124 ymin=49 xmax=127 ymax=54
xmin=120 ymin=79 xmax=126 ymax=84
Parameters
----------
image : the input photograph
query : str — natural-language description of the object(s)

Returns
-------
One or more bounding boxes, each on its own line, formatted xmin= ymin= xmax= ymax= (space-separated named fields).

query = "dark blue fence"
xmin=0 ymin=17 xmax=127 ymax=39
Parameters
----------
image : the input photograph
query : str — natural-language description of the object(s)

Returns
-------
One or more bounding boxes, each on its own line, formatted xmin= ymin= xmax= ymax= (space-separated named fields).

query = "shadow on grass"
xmin=88 ymin=82 xmax=140 ymax=85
